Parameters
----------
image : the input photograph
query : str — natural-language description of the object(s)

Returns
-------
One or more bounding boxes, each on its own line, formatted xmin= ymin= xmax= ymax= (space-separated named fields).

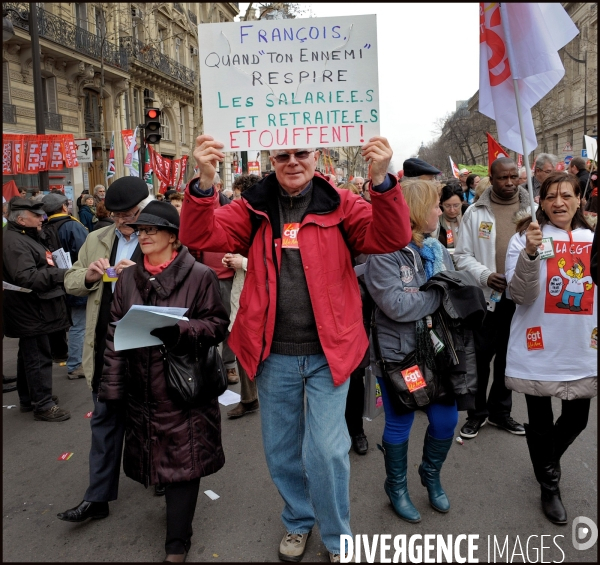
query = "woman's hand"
xmin=193 ymin=135 xmax=225 ymax=190
xmin=222 ymin=253 xmax=244 ymax=270
xmin=525 ymin=221 xmax=543 ymax=256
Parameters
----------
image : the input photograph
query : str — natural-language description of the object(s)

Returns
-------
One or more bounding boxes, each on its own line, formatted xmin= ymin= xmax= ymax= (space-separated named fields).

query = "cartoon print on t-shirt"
xmin=545 ymin=240 xmax=595 ymax=315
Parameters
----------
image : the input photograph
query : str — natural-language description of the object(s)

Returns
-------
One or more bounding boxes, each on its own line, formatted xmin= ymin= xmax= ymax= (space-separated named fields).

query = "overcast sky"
xmin=235 ymin=3 xmax=481 ymax=171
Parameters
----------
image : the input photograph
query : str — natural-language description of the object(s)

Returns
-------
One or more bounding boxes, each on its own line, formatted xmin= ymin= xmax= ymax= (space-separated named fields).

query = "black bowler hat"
xmin=104 ymin=177 xmax=149 ymax=212
xmin=127 ymin=200 xmax=180 ymax=233
xmin=403 ymin=158 xmax=441 ymax=177
xmin=8 ymin=198 xmax=45 ymax=215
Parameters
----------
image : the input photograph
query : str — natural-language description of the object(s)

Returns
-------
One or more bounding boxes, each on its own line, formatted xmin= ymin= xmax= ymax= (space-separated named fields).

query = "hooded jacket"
xmin=3 ymin=222 xmax=71 ymax=337
xmin=180 ymin=172 xmax=412 ymax=386
xmin=98 ymin=248 xmax=229 ymax=486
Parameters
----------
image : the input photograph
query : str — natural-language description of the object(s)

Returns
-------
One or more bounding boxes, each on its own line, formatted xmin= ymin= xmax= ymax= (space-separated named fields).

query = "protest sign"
xmin=198 ymin=15 xmax=379 ymax=150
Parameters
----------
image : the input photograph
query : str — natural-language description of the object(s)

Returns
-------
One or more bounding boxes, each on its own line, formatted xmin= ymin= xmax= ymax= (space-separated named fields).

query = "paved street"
xmin=3 ymin=335 xmax=597 ymax=562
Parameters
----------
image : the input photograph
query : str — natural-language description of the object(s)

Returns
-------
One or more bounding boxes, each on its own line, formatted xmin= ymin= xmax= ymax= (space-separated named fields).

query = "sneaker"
xmin=227 ymin=368 xmax=239 ymax=385
xmin=227 ymin=399 xmax=259 ymax=419
xmin=20 ymin=395 xmax=59 ymax=413
xmin=329 ymin=554 xmax=340 ymax=563
xmin=460 ymin=417 xmax=486 ymax=439
xmin=278 ymin=531 xmax=311 ymax=562
xmin=33 ymin=405 xmax=71 ymax=422
xmin=67 ymin=365 xmax=86 ymax=380
xmin=486 ymin=416 xmax=525 ymax=435
xmin=53 ymin=357 xmax=68 ymax=364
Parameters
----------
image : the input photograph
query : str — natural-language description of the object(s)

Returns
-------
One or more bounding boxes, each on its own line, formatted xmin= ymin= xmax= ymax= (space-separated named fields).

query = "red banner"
xmin=178 ymin=155 xmax=188 ymax=189
xmin=171 ymin=159 xmax=181 ymax=187
xmin=2 ymin=133 xmax=79 ymax=173
xmin=3 ymin=180 xmax=20 ymax=200
xmin=487 ymin=132 xmax=509 ymax=171
xmin=3 ymin=137 xmax=14 ymax=174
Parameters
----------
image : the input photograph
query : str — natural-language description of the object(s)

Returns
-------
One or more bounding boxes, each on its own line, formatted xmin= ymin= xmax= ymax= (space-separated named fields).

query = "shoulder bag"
xmin=161 ymin=341 xmax=227 ymax=407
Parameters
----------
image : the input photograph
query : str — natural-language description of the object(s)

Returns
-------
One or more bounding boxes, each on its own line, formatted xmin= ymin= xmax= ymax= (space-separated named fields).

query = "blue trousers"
xmin=377 ymin=376 xmax=458 ymax=443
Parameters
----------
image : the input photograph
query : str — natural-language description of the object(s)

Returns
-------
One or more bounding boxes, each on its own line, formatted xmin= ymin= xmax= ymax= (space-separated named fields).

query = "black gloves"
xmin=150 ymin=324 xmax=181 ymax=349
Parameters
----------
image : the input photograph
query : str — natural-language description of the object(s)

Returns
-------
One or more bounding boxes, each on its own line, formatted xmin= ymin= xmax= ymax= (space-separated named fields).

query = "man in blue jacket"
xmin=42 ymin=193 xmax=89 ymax=379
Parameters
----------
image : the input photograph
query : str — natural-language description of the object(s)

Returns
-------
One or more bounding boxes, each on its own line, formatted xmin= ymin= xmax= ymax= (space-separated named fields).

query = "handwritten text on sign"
xmin=198 ymin=15 xmax=379 ymax=150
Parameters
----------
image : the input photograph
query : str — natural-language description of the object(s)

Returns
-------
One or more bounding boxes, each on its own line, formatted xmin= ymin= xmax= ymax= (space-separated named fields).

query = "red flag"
xmin=3 ymin=180 xmax=20 ymax=200
xmin=3 ymin=137 xmax=14 ymax=175
xmin=517 ymin=154 xmax=523 ymax=168
xmin=178 ymin=156 xmax=188 ymax=190
xmin=487 ymin=132 xmax=509 ymax=171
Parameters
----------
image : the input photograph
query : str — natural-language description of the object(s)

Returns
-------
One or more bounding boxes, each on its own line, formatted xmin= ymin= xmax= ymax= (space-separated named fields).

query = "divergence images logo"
xmin=572 ymin=516 xmax=598 ymax=551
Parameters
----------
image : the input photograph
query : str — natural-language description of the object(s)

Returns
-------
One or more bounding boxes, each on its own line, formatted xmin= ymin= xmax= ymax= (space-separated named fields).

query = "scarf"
xmin=144 ymin=249 xmax=178 ymax=275
xmin=409 ymin=236 xmax=446 ymax=281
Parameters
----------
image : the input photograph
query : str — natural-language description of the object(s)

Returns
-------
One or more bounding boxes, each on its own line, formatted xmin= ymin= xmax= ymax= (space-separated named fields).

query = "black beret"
xmin=127 ymin=200 xmax=180 ymax=233
xmin=9 ymin=197 xmax=45 ymax=215
xmin=104 ymin=177 xmax=149 ymax=212
xmin=403 ymin=158 xmax=441 ymax=177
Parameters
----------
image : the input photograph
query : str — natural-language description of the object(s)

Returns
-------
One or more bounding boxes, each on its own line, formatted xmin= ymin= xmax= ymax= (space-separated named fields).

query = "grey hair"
xmin=353 ymin=176 xmax=364 ymax=182
xmin=518 ymin=166 xmax=527 ymax=175
xmin=94 ymin=184 xmax=106 ymax=191
xmin=213 ymin=173 xmax=222 ymax=185
xmin=137 ymin=194 xmax=153 ymax=210
xmin=8 ymin=209 xmax=28 ymax=223
xmin=535 ymin=153 xmax=558 ymax=169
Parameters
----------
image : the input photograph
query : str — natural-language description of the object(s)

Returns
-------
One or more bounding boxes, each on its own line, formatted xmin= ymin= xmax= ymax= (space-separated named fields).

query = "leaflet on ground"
xmin=113 ymin=305 xmax=189 ymax=351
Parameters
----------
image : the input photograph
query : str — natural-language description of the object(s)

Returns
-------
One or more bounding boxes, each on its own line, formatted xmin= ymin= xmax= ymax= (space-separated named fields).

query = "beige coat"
xmin=506 ymin=246 xmax=597 ymax=400
xmin=64 ymin=225 xmax=117 ymax=389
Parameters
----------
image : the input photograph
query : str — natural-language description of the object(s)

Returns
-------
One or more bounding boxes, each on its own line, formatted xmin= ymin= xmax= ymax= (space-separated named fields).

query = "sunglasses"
xmin=135 ymin=226 xmax=162 ymax=235
xmin=272 ymin=151 xmax=314 ymax=163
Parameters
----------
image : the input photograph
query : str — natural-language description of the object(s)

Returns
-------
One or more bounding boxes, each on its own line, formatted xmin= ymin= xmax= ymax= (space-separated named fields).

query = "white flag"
xmin=449 ymin=156 xmax=460 ymax=179
xmin=479 ymin=3 xmax=579 ymax=155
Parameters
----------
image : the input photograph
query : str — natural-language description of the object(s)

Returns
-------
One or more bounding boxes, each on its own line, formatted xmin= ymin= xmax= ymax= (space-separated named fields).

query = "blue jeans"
xmin=377 ymin=376 xmax=458 ymax=443
xmin=256 ymin=353 xmax=351 ymax=554
xmin=561 ymin=290 xmax=582 ymax=308
xmin=67 ymin=305 xmax=87 ymax=372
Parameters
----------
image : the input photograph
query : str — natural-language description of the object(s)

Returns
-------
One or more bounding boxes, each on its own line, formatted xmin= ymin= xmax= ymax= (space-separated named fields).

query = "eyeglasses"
xmin=442 ymin=203 xmax=462 ymax=210
xmin=272 ymin=151 xmax=314 ymax=163
xmin=135 ymin=226 xmax=160 ymax=235
xmin=110 ymin=208 xmax=140 ymax=220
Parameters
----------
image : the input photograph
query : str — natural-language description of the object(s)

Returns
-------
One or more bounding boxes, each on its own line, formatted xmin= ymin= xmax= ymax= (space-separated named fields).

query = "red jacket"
xmin=180 ymin=173 xmax=411 ymax=386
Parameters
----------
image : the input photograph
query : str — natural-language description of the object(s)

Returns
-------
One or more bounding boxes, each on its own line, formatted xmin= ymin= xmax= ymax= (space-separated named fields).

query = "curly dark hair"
xmin=232 ymin=174 xmax=261 ymax=194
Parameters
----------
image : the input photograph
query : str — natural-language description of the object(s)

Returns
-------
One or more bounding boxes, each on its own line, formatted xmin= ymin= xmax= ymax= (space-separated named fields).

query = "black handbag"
xmin=161 ymin=342 xmax=227 ymax=407
xmin=371 ymin=312 xmax=448 ymax=414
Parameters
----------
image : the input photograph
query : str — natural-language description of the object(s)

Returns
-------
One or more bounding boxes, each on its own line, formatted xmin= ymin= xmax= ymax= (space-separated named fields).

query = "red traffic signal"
xmin=144 ymin=108 xmax=162 ymax=144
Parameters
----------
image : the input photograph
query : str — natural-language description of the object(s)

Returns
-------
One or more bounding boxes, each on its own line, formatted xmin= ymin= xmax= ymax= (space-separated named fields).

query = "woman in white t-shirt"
xmin=505 ymin=172 xmax=597 ymax=525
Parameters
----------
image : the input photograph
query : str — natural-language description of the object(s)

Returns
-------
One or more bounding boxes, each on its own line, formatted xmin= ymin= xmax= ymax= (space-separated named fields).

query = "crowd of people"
xmin=2 ymin=135 xmax=598 ymax=562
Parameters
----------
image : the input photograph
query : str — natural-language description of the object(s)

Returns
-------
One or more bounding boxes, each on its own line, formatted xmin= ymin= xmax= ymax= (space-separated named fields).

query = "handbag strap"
xmin=370 ymin=308 xmax=388 ymax=373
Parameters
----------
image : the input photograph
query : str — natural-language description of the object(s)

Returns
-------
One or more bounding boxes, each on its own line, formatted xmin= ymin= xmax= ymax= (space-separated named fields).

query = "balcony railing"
xmin=3 ymin=104 xmax=17 ymax=124
xmin=120 ymin=37 xmax=196 ymax=88
xmin=4 ymin=3 xmax=128 ymax=71
xmin=44 ymin=112 xmax=63 ymax=131
xmin=188 ymin=9 xmax=197 ymax=25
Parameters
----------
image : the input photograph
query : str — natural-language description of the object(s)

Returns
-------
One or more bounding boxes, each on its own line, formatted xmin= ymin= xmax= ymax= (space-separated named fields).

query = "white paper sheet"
xmin=113 ymin=305 xmax=189 ymax=351
xmin=204 ymin=490 xmax=220 ymax=501
xmin=3 ymin=281 xmax=32 ymax=293
xmin=52 ymin=248 xmax=72 ymax=269
xmin=218 ymin=389 xmax=241 ymax=406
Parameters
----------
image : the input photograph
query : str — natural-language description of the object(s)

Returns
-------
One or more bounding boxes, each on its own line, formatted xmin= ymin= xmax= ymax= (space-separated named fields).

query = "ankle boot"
xmin=378 ymin=440 xmax=421 ymax=523
xmin=418 ymin=432 xmax=453 ymax=513
xmin=524 ymin=423 xmax=567 ymax=525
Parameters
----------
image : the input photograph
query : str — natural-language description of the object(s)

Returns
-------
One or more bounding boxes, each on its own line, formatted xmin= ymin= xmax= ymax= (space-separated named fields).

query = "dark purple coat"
xmin=98 ymin=247 xmax=229 ymax=486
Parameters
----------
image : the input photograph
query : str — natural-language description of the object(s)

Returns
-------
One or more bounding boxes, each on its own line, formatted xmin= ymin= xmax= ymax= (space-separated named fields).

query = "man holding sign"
xmin=180 ymin=135 xmax=410 ymax=561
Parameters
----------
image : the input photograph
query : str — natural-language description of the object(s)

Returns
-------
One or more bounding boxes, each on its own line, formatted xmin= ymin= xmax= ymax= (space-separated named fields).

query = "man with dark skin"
xmin=454 ymin=157 xmax=533 ymax=440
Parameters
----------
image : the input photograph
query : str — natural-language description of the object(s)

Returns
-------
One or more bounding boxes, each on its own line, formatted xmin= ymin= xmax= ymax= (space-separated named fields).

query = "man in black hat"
xmin=58 ymin=177 xmax=149 ymax=523
xmin=2 ymin=198 xmax=71 ymax=421
xmin=41 ymin=192 xmax=90 ymax=380
xmin=402 ymin=158 xmax=442 ymax=180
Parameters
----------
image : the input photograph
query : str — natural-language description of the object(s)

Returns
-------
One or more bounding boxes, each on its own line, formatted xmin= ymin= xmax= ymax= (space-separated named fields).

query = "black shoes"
xmin=460 ymin=418 xmax=486 ymax=439
xmin=155 ymin=484 xmax=166 ymax=496
xmin=57 ymin=500 xmax=109 ymax=522
xmin=486 ymin=416 xmax=525 ymax=435
xmin=3 ymin=382 xmax=17 ymax=393
xmin=351 ymin=433 xmax=369 ymax=455
xmin=541 ymin=486 xmax=567 ymax=524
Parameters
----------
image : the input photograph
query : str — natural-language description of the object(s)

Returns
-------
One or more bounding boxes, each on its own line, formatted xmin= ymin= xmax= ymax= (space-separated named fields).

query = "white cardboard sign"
xmin=198 ymin=15 xmax=380 ymax=150
xmin=74 ymin=139 xmax=93 ymax=163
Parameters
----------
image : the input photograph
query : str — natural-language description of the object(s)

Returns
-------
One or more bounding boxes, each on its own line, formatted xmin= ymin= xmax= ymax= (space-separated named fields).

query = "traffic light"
xmin=144 ymin=108 xmax=161 ymax=144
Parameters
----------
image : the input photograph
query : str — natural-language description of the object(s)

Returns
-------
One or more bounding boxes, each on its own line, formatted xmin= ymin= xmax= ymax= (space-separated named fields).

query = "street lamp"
xmin=2 ymin=3 xmax=48 ymax=192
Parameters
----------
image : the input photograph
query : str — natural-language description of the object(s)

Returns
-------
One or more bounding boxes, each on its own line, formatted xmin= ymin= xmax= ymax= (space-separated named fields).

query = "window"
xmin=75 ymin=3 xmax=88 ymax=30
xmin=158 ymin=27 xmax=165 ymax=54
xmin=175 ymin=38 xmax=181 ymax=64
xmin=133 ymin=88 xmax=141 ymax=128
xmin=3 ymin=62 xmax=11 ymax=104
xmin=41 ymin=77 xmax=58 ymax=113
xmin=567 ymin=129 xmax=573 ymax=148
xmin=179 ymin=105 xmax=186 ymax=145
xmin=95 ymin=7 xmax=106 ymax=38
xmin=123 ymin=92 xmax=131 ymax=129
xmin=160 ymin=112 xmax=171 ymax=141
xmin=553 ymin=134 xmax=558 ymax=154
